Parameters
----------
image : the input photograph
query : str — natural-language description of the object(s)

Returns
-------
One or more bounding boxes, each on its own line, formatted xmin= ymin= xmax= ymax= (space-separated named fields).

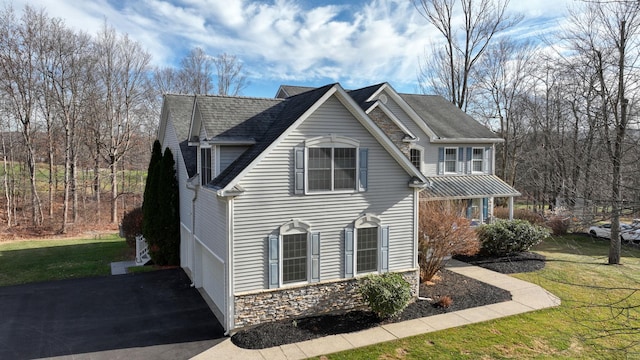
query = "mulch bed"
xmin=454 ymin=251 xmax=546 ymax=274
xmin=231 ymin=252 xmax=544 ymax=349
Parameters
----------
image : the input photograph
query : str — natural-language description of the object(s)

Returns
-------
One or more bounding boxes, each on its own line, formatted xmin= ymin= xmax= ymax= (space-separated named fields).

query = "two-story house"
xmin=158 ymin=82 xmax=519 ymax=333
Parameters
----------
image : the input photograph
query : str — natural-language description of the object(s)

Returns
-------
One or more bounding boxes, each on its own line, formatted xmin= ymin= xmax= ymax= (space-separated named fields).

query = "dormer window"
xmin=200 ymin=147 xmax=212 ymax=185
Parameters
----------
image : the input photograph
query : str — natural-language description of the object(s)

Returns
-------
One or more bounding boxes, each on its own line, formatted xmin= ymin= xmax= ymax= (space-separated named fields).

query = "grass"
xmin=318 ymin=235 xmax=640 ymax=359
xmin=0 ymin=234 xmax=130 ymax=286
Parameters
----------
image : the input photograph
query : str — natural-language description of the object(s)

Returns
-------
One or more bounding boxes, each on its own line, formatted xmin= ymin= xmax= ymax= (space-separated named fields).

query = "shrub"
xmin=546 ymin=215 xmax=570 ymax=235
xmin=494 ymin=207 xmax=545 ymax=225
xmin=121 ymin=207 xmax=143 ymax=248
xmin=359 ymin=273 xmax=412 ymax=319
xmin=436 ymin=295 xmax=453 ymax=308
xmin=418 ymin=201 xmax=480 ymax=282
xmin=477 ymin=219 xmax=550 ymax=256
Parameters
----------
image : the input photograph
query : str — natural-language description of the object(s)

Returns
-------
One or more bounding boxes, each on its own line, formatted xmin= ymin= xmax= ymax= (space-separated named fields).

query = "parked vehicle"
xmin=589 ymin=223 xmax=640 ymax=243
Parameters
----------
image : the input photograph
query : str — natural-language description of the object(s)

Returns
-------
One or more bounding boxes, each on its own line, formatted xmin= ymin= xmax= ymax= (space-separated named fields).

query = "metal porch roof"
xmin=422 ymin=175 xmax=520 ymax=200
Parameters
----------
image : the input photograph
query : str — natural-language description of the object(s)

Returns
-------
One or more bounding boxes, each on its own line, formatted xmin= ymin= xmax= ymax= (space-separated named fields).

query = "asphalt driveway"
xmin=0 ymin=269 xmax=224 ymax=360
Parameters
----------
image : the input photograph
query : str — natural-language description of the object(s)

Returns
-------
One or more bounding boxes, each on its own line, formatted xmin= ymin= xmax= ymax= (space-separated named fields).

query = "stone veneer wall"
xmin=234 ymin=269 xmax=419 ymax=329
xmin=368 ymin=107 xmax=411 ymax=157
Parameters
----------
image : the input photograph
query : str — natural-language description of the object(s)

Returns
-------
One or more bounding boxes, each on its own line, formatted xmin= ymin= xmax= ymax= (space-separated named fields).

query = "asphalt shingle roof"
xmin=400 ymin=94 xmax=500 ymax=140
xmin=347 ymin=83 xmax=385 ymax=110
xmin=275 ymin=85 xmax=316 ymax=98
xmin=210 ymin=84 xmax=335 ymax=189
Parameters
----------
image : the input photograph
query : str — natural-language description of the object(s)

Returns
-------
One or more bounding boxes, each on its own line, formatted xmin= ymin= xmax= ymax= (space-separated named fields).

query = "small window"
xmin=357 ymin=227 xmax=378 ymax=274
xmin=472 ymin=148 xmax=484 ymax=172
xmin=410 ymin=148 xmax=421 ymax=170
xmin=282 ymin=233 xmax=307 ymax=284
xmin=200 ymin=147 xmax=212 ymax=185
xmin=444 ymin=148 xmax=457 ymax=173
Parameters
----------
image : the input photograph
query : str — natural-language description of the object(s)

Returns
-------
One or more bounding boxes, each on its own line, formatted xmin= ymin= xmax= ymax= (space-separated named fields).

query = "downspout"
xmin=224 ymin=196 xmax=235 ymax=336
xmin=186 ymin=177 xmax=199 ymax=287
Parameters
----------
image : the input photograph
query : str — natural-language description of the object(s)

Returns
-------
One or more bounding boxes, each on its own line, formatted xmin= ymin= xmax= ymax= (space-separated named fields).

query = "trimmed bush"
xmin=121 ymin=207 xmax=143 ymax=248
xmin=359 ymin=273 xmax=412 ymax=319
xmin=477 ymin=219 xmax=550 ymax=256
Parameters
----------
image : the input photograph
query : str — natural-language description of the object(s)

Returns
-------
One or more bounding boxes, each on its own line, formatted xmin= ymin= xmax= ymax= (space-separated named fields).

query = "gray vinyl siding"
xmin=232 ymin=95 xmax=416 ymax=293
xmin=377 ymin=93 xmax=494 ymax=176
xmin=379 ymin=94 xmax=438 ymax=176
xmin=219 ymin=146 xmax=249 ymax=174
xmin=194 ymin=188 xmax=228 ymax=261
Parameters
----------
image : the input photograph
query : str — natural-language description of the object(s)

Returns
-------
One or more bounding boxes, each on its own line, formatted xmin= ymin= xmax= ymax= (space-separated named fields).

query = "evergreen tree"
xmin=142 ymin=140 xmax=162 ymax=243
xmin=152 ymin=148 xmax=180 ymax=265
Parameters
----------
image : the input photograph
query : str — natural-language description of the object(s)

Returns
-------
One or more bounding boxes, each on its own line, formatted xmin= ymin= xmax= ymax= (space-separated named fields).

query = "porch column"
xmin=508 ymin=197 xmax=514 ymax=220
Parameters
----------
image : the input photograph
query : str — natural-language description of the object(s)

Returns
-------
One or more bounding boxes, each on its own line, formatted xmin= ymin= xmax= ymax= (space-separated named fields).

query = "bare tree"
xmin=179 ymin=47 xmax=214 ymax=95
xmin=0 ymin=5 xmax=44 ymax=226
xmin=214 ymin=52 xmax=247 ymax=96
xmin=563 ymin=1 xmax=640 ymax=264
xmin=93 ymin=23 xmax=150 ymax=224
xmin=413 ymin=0 xmax=522 ymax=111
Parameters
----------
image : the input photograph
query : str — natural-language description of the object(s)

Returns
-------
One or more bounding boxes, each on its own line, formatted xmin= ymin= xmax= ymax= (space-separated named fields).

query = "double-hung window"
xmin=200 ymin=147 xmax=212 ymax=185
xmin=472 ymin=148 xmax=484 ymax=173
xmin=295 ymin=135 xmax=367 ymax=194
xmin=444 ymin=148 xmax=457 ymax=173
xmin=268 ymin=220 xmax=320 ymax=288
xmin=344 ymin=214 xmax=389 ymax=277
xmin=410 ymin=148 xmax=422 ymax=171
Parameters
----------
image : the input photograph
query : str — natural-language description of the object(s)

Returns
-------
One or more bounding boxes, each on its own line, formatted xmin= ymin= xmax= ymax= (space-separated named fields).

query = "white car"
xmin=589 ymin=223 xmax=640 ymax=243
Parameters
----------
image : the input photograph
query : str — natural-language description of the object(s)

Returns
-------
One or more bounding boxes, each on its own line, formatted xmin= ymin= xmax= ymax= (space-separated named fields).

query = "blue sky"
xmin=12 ymin=0 xmax=573 ymax=98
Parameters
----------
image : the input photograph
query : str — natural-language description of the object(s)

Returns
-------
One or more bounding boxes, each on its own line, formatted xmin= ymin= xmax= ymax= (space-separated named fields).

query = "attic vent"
xmin=378 ymin=94 xmax=388 ymax=104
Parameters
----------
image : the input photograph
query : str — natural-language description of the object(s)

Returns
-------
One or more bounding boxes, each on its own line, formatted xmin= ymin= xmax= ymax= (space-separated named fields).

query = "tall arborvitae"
xmin=152 ymin=148 xmax=180 ymax=265
xmin=142 ymin=140 xmax=162 ymax=245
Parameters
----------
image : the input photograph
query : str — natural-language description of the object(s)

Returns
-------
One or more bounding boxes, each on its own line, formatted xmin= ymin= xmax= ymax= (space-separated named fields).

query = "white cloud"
xmin=9 ymin=0 xmax=576 ymax=95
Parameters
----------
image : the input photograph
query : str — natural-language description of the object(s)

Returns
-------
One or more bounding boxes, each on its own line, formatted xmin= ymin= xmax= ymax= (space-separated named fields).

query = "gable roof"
xmin=191 ymin=95 xmax=284 ymax=142
xmin=210 ymin=84 xmax=335 ymax=190
xmin=347 ymin=83 xmax=385 ymax=110
xmin=275 ymin=85 xmax=316 ymax=99
xmin=399 ymin=94 xmax=500 ymax=141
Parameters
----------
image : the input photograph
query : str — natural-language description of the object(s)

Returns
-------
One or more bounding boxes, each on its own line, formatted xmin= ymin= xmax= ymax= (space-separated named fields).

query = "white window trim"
xmin=305 ymin=135 xmax=360 ymax=195
xmin=444 ymin=147 xmax=458 ymax=174
xmin=354 ymin=214 xmax=382 ymax=275
xmin=199 ymin=144 xmax=212 ymax=185
xmin=279 ymin=220 xmax=312 ymax=287
xmin=471 ymin=147 xmax=484 ymax=174
xmin=409 ymin=145 xmax=424 ymax=173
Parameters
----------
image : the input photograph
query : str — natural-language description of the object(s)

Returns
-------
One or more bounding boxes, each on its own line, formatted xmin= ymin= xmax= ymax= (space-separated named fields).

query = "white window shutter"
xmin=310 ymin=232 xmax=320 ymax=282
xmin=268 ymin=234 xmax=279 ymax=288
xmin=344 ymin=228 xmax=354 ymax=278
xmin=484 ymin=147 xmax=491 ymax=174
xmin=294 ymin=147 xmax=304 ymax=194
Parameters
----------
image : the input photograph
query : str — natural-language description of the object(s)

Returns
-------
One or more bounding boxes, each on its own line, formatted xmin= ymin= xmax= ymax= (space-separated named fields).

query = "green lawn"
xmin=319 ymin=235 xmax=640 ymax=359
xmin=0 ymin=234 xmax=130 ymax=286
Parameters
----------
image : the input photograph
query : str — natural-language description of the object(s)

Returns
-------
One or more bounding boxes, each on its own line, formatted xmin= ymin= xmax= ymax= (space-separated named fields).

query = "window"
xmin=282 ymin=233 xmax=307 ymax=284
xmin=344 ymin=214 xmax=389 ymax=277
xmin=472 ymin=148 xmax=484 ymax=172
xmin=410 ymin=148 xmax=421 ymax=170
xmin=357 ymin=227 xmax=378 ymax=273
xmin=268 ymin=220 xmax=320 ymax=288
xmin=444 ymin=148 xmax=457 ymax=173
xmin=200 ymin=147 xmax=212 ymax=185
xmin=295 ymin=135 xmax=367 ymax=194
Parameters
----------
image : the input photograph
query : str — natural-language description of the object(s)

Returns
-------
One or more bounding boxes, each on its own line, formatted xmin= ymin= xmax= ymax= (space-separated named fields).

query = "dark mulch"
xmin=454 ymin=251 xmax=546 ymax=274
xmin=232 ymin=252 xmax=544 ymax=349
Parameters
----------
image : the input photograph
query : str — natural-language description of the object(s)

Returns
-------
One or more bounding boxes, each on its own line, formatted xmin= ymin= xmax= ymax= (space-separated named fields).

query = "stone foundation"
xmin=234 ymin=269 xmax=419 ymax=329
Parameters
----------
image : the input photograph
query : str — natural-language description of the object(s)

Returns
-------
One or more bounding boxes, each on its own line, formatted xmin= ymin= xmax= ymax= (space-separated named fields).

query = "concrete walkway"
xmin=192 ymin=260 xmax=560 ymax=360
xmin=110 ymin=260 xmax=138 ymax=275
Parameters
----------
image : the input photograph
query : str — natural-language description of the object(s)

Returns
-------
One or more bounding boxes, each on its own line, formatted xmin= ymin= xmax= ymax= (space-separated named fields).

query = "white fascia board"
xmin=220 ymin=85 xmax=340 ymax=192
xmin=157 ymin=97 xmax=169 ymax=145
xmin=379 ymin=85 xmax=440 ymax=140
xmin=186 ymin=96 xmax=201 ymax=142
xmin=430 ymin=138 xmax=504 ymax=144
xmin=367 ymin=102 xmax=419 ymax=141
xmin=332 ymin=86 xmax=428 ymax=183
